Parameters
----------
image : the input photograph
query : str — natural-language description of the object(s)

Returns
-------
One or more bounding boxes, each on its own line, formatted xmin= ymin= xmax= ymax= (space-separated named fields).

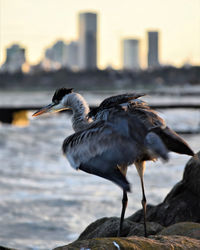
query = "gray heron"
xmin=33 ymin=88 xmax=194 ymax=237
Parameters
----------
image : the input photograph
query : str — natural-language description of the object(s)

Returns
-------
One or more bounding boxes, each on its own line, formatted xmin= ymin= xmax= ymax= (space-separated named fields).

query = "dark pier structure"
xmin=1 ymin=104 xmax=200 ymax=134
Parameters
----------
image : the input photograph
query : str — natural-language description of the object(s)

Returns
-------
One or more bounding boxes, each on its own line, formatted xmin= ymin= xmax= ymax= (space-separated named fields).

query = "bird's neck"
xmin=67 ymin=93 xmax=91 ymax=132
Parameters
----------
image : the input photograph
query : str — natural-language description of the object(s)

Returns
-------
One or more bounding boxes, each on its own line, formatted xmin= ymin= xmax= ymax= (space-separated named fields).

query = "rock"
xmin=55 ymin=153 xmax=200 ymax=249
xmin=76 ymin=153 xmax=200 ymax=242
xmin=54 ymin=235 xmax=200 ymax=250
xmin=159 ymin=222 xmax=200 ymax=240
xmin=78 ymin=217 xmax=136 ymax=240
xmin=78 ymin=217 xmax=109 ymax=240
xmin=128 ymin=222 xmax=164 ymax=237
xmin=128 ymin=152 xmax=200 ymax=226
xmin=0 ymin=247 xmax=16 ymax=250
xmin=77 ymin=153 xmax=200 ymax=242
xmin=78 ymin=217 xmax=164 ymax=240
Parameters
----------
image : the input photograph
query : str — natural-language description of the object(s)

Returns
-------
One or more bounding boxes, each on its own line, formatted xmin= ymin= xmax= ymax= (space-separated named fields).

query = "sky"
xmin=0 ymin=0 xmax=200 ymax=69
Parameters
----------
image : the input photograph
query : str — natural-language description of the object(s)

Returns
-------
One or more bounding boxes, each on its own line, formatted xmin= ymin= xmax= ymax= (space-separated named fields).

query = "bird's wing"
xmin=63 ymin=119 xmax=142 ymax=191
xmin=88 ymin=93 xmax=146 ymax=118
xmin=99 ymin=93 xmax=146 ymax=108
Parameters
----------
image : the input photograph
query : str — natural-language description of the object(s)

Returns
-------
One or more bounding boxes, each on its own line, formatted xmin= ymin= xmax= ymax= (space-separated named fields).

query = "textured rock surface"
xmin=0 ymin=247 xmax=16 ymax=250
xmin=127 ymin=221 xmax=164 ymax=237
xmin=78 ymin=217 xmax=163 ymax=239
xmin=54 ymin=235 xmax=200 ymax=250
xmin=128 ymin=153 xmax=200 ymax=226
xmin=159 ymin=222 xmax=200 ymax=240
xmin=78 ymin=217 xmax=138 ymax=240
xmin=78 ymin=217 xmax=135 ymax=239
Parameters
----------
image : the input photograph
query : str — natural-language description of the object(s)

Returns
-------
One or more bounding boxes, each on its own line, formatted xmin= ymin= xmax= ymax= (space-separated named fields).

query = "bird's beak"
xmin=32 ymin=103 xmax=57 ymax=117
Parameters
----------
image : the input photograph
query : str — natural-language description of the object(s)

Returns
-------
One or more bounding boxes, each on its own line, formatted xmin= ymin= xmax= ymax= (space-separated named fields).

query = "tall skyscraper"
xmin=123 ymin=39 xmax=140 ymax=70
xmin=1 ymin=44 xmax=26 ymax=73
xmin=78 ymin=12 xmax=97 ymax=70
xmin=147 ymin=31 xmax=160 ymax=68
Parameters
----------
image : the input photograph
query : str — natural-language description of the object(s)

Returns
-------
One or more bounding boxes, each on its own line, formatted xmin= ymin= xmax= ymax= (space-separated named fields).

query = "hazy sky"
xmin=1 ymin=0 xmax=200 ymax=68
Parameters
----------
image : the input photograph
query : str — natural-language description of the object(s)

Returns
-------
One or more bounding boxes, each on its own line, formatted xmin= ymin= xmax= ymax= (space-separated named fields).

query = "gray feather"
xmin=144 ymin=132 xmax=169 ymax=161
xmin=63 ymin=119 xmax=140 ymax=170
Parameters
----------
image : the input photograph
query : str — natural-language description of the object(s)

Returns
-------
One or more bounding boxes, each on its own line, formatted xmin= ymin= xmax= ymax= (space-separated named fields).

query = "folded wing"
xmin=63 ymin=117 xmax=144 ymax=191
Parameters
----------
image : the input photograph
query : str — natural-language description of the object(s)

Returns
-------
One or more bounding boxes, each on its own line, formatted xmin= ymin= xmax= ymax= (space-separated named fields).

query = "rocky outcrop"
xmin=78 ymin=217 xmax=133 ymax=239
xmin=76 ymin=152 xmax=200 ymax=240
xmin=55 ymin=152 xmax=200 ymax=249
xmin=159 ymin=222 xmax=200 ymax=240
xmin=127 ymin=221 xmax=163 ymax=237
xmin=54 ymin=235 xmax=200 ymax=250
xmin=78 ymin=217 xmax=163 ymax=240
xmin=0 ymin=247 xmax=16 ymax=250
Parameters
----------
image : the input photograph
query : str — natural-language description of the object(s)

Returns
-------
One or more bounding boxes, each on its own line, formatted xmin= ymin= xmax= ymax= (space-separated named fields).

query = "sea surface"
xmin=0 ymin=90 xmax=200 ymax=250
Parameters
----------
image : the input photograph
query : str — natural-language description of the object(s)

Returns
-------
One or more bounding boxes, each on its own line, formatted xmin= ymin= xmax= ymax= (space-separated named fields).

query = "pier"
xmin=1 ymin=104 xmax=200 ymax=133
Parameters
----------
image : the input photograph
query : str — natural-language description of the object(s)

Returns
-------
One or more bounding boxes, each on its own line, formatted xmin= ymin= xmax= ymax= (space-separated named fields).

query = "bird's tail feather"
xmin=151 ymin=126 xmax=194 ymax=156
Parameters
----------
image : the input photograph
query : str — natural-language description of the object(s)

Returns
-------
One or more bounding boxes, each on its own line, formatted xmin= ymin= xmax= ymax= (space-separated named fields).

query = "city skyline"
xmin=1 ymin=0 xmax=200 ymax=69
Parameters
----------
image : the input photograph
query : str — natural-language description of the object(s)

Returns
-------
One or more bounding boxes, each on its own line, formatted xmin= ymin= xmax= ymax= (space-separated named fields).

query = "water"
xmin=0 ymin=91 xmax=200 ymax=250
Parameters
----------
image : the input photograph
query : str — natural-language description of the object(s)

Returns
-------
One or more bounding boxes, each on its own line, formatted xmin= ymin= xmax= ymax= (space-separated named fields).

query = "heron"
xmin=32 ymin=88 xmax=194 ymax=237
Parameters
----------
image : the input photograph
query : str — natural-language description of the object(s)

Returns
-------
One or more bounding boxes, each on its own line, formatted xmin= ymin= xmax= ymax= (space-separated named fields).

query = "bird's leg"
xmin=140 ymin=175 xmax=147 ymax=237
xmin=117 ymin=189 xmax=128 ymax=237
xmin=135 ymin=161 xmax=147 ymax=237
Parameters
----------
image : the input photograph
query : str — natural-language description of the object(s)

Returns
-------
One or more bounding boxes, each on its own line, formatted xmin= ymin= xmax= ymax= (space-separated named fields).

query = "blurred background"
xmin=0 ymin=0 xmax=200 ymax=249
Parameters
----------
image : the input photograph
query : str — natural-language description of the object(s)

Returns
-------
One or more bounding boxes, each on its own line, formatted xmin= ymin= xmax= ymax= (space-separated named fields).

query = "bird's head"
xmin=32 ymin=88 xmax=73 ymax=117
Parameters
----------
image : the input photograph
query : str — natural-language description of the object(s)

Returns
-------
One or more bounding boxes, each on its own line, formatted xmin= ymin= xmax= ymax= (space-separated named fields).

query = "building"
xmin=123 ymin=39 xmax=140 ymax=70
xmin=44 ymin=40 xmax=68 ymax=69
xmin=44 ymin=40 xmax=78 ymax=70
xmin=78 ymin=12 xmax=97 ymax=70
xmin=1 ymin=44 xmax=26 ymax=73
xmin=66 ymin=41 xmax=78 ymax=70
xmin=147 ymin=31 xmax=160 ymax=68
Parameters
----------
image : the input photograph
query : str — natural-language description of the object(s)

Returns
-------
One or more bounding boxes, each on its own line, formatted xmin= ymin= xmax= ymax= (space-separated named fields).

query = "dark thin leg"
xmin=117 ymin=190 xmax=128 ymax=237
xmin=140 ymin=177 xmax=147 ymax=237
